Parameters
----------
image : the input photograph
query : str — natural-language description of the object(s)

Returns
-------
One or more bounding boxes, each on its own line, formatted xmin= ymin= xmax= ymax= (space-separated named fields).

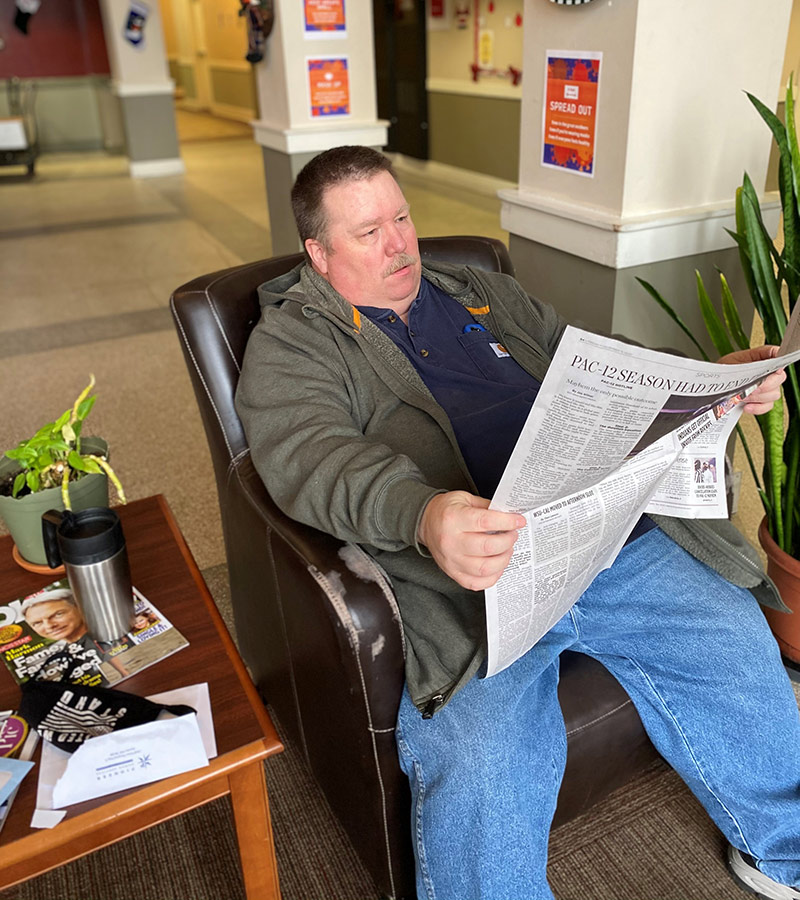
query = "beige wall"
xmin=782 ymin=0 xmax=800 ymax=87
xmin=427 ymin=0 xmax=523 ymax=81
xmin=429 ymin=91 xmax=519 ymax=180
xmin=161 ymin=0 xmax=177 ymax=57
xmin=517 ymin=0 xmax=636 ymax=217
xmin=159 ymin=0 xmax=257 ymax=120
xmin=426 ymin=0 xmax=523 ymax=177
xmin=203 ymin=4 xmax=250 ymax=60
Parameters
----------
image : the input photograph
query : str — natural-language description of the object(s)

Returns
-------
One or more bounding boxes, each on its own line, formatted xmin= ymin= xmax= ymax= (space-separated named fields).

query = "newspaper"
xmin=485 ymin=326 xmax=800 ymax=677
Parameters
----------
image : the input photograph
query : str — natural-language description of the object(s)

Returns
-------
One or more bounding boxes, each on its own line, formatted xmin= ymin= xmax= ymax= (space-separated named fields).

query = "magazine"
xmin=0 ymin=579 xmax=188 ymax=689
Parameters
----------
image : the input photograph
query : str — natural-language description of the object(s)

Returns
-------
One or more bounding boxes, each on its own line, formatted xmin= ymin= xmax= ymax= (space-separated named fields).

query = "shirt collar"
xmin=357 ymin=278 xmax=430 ymax=321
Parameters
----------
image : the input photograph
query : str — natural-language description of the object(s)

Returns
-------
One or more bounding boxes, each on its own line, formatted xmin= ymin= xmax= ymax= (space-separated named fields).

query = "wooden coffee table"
xmin=0 ymin=495 xmax=283 ymax=900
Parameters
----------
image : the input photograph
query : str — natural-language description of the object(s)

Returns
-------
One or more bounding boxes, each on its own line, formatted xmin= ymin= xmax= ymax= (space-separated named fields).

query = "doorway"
xmin=373 ymin=0 xmax=429 ymax=160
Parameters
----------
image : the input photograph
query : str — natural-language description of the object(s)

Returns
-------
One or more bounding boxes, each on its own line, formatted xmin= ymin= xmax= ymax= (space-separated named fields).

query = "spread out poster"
xmin=304 ymin=0 xmax=346 ymax=37
xmin=307 ymin=57 xmax=350 ymax=117
xmin=541 ymin=50 xmax=601 ymax=177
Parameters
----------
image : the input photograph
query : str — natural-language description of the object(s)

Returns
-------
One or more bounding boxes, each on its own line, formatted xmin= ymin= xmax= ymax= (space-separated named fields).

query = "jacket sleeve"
xmin=235 ymin=310 xmax=442 ymax=552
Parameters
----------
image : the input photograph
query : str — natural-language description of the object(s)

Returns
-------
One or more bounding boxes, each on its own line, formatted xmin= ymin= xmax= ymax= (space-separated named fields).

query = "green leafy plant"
xmin=638 ymin=80 xmax=800 ymax=559
xmin=3 ymin=375 xmax=126 ymax=510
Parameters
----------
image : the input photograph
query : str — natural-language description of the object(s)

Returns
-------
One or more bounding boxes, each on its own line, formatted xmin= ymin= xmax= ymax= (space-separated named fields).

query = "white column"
xmin=500 ymin=0 xmax=792 ymax=350
xmin=251 ymin=0 xmax=387 ymax=254
xmin=99 ymin=0 xmax=184 ymax=178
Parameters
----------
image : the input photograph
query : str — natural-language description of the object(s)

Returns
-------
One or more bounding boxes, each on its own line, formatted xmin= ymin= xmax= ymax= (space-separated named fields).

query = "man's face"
xmin=306 ymin=171 xmax=421 ymax=316
xmin=24 ymin=600 xmax=86 ymax=643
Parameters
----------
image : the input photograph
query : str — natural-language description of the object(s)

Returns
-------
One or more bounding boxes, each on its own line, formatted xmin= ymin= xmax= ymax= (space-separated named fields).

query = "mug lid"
xmin=55 ymin=507 xmax=125 ymax=565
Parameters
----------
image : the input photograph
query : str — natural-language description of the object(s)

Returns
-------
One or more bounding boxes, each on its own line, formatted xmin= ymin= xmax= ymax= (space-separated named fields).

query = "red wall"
xmin=0 ymin=0 xmax=111 ymax=79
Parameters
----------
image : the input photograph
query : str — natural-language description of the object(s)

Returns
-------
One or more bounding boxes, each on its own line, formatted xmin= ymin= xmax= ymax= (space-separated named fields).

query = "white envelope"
xmin=51 ymin=714 xmax=208 ymax=808
xmin=34 ymin=683 xmax=217 ymax=825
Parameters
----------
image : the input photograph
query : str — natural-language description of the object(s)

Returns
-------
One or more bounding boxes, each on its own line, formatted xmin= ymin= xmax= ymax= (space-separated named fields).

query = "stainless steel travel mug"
xmin=42 ymin=507 xmax=134 ymax=642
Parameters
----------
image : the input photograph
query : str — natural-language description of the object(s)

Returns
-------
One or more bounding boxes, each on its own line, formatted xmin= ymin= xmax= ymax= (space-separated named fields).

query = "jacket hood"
xmin=257 ymin=259 xmax=481 ymax=318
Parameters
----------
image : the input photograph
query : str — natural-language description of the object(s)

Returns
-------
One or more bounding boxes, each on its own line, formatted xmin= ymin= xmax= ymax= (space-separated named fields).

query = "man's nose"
xmin=384 ymin=222 xmax=406 ymax=254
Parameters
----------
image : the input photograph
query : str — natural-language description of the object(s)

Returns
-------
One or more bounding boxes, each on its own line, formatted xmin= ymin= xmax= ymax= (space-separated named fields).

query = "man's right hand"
xmin=418 ymin=491 xmax=527 ymax=591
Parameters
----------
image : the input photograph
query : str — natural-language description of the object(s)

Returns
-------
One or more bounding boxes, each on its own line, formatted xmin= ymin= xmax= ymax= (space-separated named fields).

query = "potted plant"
xmin=0 ymin=375 xmax=126 ymax=567
xmin=638 ymin=79 xmax=800 ymax=658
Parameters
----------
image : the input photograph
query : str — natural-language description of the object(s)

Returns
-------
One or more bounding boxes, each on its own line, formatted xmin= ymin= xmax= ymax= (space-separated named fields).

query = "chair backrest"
xmin=170 ymin=236 xmax=513 ymax=491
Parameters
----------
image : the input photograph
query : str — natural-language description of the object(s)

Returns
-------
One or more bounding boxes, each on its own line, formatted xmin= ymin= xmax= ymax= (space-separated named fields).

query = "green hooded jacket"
xmin=236 ymin=259 xmax=784 ymax=716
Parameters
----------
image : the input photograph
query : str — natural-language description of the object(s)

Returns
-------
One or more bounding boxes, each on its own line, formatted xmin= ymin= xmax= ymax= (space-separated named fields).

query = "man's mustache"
xmin=384 ymin=253 xmax=418 ymax=277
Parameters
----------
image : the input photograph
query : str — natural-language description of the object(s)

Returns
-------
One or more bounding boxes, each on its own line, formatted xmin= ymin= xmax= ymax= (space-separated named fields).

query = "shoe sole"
xmin=727 ymin=847 xmax=800 ymax=900
xmin=727 ymin=859 xmax=775 ymax=900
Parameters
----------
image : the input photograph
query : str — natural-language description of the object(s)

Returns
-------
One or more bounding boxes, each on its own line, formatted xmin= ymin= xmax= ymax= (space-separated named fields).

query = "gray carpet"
xmin=1 ymin=570 xmax=756 ymax=900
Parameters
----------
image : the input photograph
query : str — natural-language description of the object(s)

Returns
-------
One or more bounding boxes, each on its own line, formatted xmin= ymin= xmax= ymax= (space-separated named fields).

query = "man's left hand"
xmin=718 ymin=346 xmax=786 ymax=415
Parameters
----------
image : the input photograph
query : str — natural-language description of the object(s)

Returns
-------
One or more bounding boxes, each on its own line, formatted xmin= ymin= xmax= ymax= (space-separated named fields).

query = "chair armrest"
xmin=223 ymin=453 xmax=413 ymax=893
xmin=226 ymin=452 xmax=407 ymax=736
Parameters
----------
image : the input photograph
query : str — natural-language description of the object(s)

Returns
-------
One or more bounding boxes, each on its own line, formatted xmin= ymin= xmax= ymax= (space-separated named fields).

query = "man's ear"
xmin=305 ymin=238 xmax=329 ymax=276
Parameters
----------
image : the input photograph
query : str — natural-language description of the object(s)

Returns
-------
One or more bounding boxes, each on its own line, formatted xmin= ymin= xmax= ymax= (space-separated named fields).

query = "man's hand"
xmin=718 ymin=346 xmax=786 ymax=415
xmin=418 ymin=491 xmax=527 ymax=591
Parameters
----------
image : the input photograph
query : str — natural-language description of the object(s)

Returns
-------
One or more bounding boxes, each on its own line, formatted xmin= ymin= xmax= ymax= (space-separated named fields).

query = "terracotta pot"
xmin=759 ymin=516 xmax=800 ymax=663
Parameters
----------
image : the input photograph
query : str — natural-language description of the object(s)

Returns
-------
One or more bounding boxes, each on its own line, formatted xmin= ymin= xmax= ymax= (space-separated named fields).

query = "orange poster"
xmin=542 ymin=51 xmax=601 ymax=177
xmin=307 ymin=57 xmax=350 ymax=117
xmin=304 ymin=0 xmax=346 ymax=34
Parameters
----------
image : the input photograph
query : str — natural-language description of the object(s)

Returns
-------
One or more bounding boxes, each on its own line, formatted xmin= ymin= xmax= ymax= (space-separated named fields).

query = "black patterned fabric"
xmin=19 ymin=680 xmax=195 ymax=753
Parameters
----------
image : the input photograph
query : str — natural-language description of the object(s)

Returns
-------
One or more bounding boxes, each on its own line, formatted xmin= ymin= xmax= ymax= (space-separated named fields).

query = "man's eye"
xmin=397 ymin=215 xmax=408 ymax=223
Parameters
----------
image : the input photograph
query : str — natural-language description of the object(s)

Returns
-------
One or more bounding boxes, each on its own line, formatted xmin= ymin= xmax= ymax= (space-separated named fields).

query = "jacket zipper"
xmin=422 ymin=694 xmax=445 ymax=719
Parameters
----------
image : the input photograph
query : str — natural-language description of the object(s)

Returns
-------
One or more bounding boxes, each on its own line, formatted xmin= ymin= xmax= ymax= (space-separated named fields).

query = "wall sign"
xmin=478 ymin=29 xmax=494 ymax=67
xmin=124 ymin=1 xmax=149 ymax=47
xmin=304 ymin=0 xmax=346 ymax=38
xmin=307 ymin=56 xmax=350 ymax=117
xmin=428 ymin=0 xmax=450 ymax=31
xmin=541 ymin=50 xmax=601 ymax=177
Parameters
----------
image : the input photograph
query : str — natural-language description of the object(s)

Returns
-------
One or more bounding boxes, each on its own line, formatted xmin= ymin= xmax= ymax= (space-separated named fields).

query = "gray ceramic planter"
xmin=0 ymin=437 xmax=110 ymax=566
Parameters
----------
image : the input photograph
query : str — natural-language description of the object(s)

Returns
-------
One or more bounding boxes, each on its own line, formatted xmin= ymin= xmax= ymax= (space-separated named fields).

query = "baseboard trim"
xmin=129 ymin=157 xmax=186 ymax=178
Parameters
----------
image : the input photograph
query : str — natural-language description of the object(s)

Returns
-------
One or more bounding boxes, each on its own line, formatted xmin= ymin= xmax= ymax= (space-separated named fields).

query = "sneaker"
xmin=727 ymin=845 xmax=800 ymax=900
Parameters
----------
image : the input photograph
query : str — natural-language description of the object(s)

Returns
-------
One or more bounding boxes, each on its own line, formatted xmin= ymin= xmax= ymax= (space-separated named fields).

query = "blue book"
xmin=0 ymin=756 xmax=34 ymax=807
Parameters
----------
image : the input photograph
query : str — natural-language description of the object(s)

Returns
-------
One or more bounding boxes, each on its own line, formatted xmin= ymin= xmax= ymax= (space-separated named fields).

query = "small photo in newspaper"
xmin=691 ymin=456 xmax=718 ymax=487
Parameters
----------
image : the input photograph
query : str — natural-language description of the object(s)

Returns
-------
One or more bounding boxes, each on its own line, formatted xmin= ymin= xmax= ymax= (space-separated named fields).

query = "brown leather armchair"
xmin=170 ymin=236 xmax=660 ymax=900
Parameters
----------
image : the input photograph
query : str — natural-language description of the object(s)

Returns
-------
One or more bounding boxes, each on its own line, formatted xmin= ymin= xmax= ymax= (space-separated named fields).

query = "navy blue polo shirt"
xmin=358 ymin=277 xmax=654 ymax=540
xmin=358 ymin=277 xmax=540 ymax=497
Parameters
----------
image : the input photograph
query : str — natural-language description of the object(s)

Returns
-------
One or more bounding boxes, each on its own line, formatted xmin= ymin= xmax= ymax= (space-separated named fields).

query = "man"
xmin=237 ymin=146 xmax=796 ymax=900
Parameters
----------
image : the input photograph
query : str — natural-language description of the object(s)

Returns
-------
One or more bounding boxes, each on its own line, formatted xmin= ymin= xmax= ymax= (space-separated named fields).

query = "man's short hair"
xmin=291 ymin=145 xmax=397 ymax=251
xmin=21 ymin=588 xmax=76 ymax=617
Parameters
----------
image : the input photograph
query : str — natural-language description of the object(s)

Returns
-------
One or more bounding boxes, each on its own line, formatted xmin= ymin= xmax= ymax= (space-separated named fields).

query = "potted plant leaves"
xmin=0 ymin=375 xmax=126 ymax=567
xmin=638 ymin=79 xmax=800 ymax=658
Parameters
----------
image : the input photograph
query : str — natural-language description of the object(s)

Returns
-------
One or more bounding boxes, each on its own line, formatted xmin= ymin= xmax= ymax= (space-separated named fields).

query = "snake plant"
xmin=638 ymin=80 xmax=800 ymax=559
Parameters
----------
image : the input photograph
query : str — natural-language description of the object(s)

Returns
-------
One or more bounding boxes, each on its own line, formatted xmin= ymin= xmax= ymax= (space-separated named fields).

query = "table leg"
xmin=229 ymin=760 xmax=281 ymax=900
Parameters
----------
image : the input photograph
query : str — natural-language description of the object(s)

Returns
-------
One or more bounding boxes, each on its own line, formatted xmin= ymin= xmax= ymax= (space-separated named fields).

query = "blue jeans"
xmin=396 ymin=528 xmax=800 ymax=900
